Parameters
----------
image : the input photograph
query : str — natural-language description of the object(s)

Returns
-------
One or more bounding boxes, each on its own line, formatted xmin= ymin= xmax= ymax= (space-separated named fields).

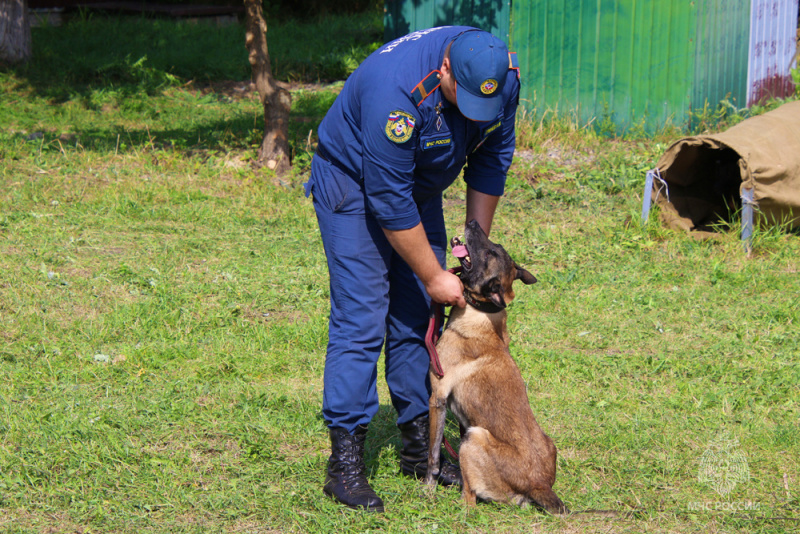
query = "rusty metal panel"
xmin=746 ymin=0 xmax=799 ymax=104
xmin=384 ymin=0 xmax=512 ymax=43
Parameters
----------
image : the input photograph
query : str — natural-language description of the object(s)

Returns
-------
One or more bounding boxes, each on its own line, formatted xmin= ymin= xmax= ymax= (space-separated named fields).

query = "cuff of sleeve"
xmin=374 ymin=209 xmax=421 ymax=231
xmin=464 ymin=174 xmax=506 ymax=197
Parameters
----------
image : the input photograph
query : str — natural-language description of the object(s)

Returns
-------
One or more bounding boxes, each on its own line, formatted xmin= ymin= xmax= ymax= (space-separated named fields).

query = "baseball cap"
xmin=449 ymin=30 xmax=509 ymax=122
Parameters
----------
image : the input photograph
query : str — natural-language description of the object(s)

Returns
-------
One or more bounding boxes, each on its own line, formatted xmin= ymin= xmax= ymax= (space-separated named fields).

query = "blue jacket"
xmin=311 ymin=26 xmax=520 ymax=231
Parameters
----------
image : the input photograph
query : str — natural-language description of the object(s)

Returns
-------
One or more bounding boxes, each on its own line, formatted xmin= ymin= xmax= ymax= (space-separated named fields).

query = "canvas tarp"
xmin=649 ymin=100 xmax=800 ymax=236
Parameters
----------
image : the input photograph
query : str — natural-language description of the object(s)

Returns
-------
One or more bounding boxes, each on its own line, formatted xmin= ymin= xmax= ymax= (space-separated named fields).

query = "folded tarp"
xmin=644 ymin=100 xmax=800 ymax=237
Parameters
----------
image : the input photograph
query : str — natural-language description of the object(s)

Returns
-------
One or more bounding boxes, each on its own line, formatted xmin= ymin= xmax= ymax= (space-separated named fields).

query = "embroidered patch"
xmin=483 ymin=120 xmax=502 ymax=136
xmin=385 ymin=111 xmax=416 ymax=143
xmin=473 ymin=121 xmax=502 ymax=153
xmin=421 ymin=136 xmax=452 ymax=150
xmin=480 ymin=79 xmax=498 ymax=95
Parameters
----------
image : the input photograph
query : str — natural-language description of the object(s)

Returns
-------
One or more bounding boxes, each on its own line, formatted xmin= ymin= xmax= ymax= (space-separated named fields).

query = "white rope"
xmin=651 ymin=167 xmax=670 ymax=204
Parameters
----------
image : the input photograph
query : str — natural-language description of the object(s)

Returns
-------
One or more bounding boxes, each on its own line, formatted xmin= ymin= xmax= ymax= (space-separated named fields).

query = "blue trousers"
xmin=306 ymin=154 xmax=447 ymax=432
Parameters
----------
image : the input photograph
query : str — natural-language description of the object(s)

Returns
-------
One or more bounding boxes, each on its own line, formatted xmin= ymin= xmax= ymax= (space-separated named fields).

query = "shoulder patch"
xmin=410 ymin=70 xmax=442 ymax=107
xmin=508 ymin=52 xmax=520 ymax=79
xmin=385 ymin=110 xmax=416 ymax=143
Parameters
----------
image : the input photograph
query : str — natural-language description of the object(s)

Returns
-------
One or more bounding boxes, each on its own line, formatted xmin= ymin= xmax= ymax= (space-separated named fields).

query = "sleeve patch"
xmin=385 ymin=110 xmax=416 ymax=143
xmin=473 ymin=120 xmax=502 ymax=153
xmin=484 ymin=120 xmax=502 ymax=136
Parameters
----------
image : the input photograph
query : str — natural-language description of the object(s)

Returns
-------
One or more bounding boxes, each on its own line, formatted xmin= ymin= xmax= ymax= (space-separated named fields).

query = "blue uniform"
xmin=305 ymin=26 xmax=520 ymax=432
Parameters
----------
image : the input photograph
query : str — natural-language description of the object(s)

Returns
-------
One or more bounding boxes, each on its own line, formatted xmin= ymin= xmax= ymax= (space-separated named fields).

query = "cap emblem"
xmin=480 ymin=79 xmax=498 ymax=95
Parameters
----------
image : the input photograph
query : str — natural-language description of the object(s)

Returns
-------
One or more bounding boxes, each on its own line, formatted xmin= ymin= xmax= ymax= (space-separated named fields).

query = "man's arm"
xmin=462 ymin=68 xmax=518 ymax=235
xmin=466 ymin=186 xmax=500 ymax=236
xmin=382 ymin=224 xmax=466 ymax=307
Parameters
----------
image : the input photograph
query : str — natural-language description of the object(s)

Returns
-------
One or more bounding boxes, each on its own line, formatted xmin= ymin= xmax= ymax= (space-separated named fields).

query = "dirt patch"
xmin=239 ymin=304 xmax=308 ymax=324
xmin=0 ymin=510 xmax=84 ymax=534
xmin=225 ymin=520 xmax=284 ymax=534
xmin=188 ymin=80 xmax=336 ymax=100
xmin=189 ymin=80 xmax=257 ymax=99
xmin=513 ymin=146 xmax=597 ymax=185
xmin=515 ymin=146 xmax=597 ymax=171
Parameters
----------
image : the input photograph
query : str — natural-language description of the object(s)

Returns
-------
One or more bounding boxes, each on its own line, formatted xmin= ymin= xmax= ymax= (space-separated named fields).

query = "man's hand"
xmin=383 ymin=224 xmax=466 ymax=307
xmin=423 ymin=269 xmax=466 ymax=307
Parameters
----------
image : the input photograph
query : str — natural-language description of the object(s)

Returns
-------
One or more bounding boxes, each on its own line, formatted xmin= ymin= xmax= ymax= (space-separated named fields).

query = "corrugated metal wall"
xmin=512 ymin=0 xmax=757 ymax=132
xmin=692 ymin=0 xmax=751 ymax=112
xmin=383 ymin=0 xmax=798 ymax=133
xmin=511 ymin=0 xmax=694 ymax=132
xmin=384 ymin=0 xmax=512 ymax=43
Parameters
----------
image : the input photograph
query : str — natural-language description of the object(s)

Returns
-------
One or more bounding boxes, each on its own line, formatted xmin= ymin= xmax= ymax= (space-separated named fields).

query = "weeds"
xmin=793 ymin=66 xmax=800 ymax=97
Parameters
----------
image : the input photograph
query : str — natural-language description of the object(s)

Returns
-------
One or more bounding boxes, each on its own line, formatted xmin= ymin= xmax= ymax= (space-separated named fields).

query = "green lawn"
xmin=1 ymin=13 xmax=798 ymax=534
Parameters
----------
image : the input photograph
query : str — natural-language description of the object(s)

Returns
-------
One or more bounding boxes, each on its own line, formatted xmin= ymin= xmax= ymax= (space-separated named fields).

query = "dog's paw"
xmin=422 ymin=477 xmax=438 ymax=497
xmin=422 ymin=474 xmax=435 ymax=486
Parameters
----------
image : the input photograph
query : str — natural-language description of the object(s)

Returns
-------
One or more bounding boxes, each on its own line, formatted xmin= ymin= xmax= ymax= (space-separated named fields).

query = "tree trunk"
xmin=243 ymin=0 xmax=292 ymax=176
xmin=0 ymin=0 xmax=32 ymax=64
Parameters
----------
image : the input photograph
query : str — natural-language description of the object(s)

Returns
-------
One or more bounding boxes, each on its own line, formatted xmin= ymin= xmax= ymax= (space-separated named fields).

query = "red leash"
xmin=424 ymin=266 xmax=462 ymax=460
xmin=425 ymin=266 xmax=462 ymax=378
xmin=425 ymin=303 xmax=447 ymax=379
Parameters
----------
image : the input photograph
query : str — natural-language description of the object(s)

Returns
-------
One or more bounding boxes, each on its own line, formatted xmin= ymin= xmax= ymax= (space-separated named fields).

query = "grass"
xmin=21 ymin=9 xmax=381 ymax=89
xmin=1 ymin=12 xmax=800 ymax=534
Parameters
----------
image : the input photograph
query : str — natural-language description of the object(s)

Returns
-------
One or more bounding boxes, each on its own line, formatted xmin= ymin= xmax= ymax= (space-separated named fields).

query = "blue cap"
xmin=449 ymin=30 xmax=509 ymax=122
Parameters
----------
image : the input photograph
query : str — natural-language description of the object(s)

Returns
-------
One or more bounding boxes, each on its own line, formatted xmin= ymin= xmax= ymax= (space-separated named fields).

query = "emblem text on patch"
xmin=422 ymin=137 xmax=452 ymax=150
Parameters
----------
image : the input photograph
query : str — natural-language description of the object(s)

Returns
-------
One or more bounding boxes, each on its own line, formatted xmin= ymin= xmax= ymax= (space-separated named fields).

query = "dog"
xmin=424 ymin=219 xmax=568 ymax=514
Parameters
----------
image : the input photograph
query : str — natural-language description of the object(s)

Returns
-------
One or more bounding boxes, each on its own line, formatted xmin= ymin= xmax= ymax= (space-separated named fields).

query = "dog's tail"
xmin=529 ymin=488 xmax=569 ymax=515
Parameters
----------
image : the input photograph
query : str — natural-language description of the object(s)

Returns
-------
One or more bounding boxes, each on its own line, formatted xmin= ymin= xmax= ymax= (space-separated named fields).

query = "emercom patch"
xmin=385 ymin=110 xmax=416 ymax=143
xmin=422 ymin=136 xmax=452 ymax=150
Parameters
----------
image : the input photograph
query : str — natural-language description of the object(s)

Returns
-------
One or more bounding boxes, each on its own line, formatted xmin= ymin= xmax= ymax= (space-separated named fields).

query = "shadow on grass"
xmin=13 ymin=12 xmax=381 ymax=101
xmin=365 ymin=403 xmax=463 ymax=477
xmin=5 ymin=89 xmax=337 ymax=160
xmin=2 ymin=14 xmax=374 ymax=159
xmin=9 ymin=119 xmax=251 ymax=154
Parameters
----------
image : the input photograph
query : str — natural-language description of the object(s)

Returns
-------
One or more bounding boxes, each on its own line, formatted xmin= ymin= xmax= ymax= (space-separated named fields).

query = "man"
xmin=304 ymin=26 xmax=520 ymax=512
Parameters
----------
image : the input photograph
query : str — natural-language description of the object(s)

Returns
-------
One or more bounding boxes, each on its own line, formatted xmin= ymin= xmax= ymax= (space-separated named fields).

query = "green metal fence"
xmin=384 ymin=0 xmax=512 ymax=45
xmin=384 ymin=0 xmax=792 ymax=133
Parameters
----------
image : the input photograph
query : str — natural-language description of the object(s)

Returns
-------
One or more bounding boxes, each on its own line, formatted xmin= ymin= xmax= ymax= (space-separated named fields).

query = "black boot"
xmin=323 ymin=425 xmax=385 ymax=512
xmin=398 ymin=414 xmax=462 ymax=487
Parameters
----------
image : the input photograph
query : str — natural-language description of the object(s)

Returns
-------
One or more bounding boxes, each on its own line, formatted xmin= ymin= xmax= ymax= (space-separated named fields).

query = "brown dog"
xmin=424 ymin=219 xmax=568 ymax=514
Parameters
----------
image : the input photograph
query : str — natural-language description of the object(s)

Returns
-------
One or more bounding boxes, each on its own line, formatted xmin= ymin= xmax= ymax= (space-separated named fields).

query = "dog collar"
xmin=463 ymin=290 xmax=505 ymax=314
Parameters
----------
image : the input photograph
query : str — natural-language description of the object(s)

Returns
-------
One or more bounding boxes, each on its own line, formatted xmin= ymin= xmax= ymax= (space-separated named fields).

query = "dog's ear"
xmin=514 ymin=263 xmax=538 ymax=285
